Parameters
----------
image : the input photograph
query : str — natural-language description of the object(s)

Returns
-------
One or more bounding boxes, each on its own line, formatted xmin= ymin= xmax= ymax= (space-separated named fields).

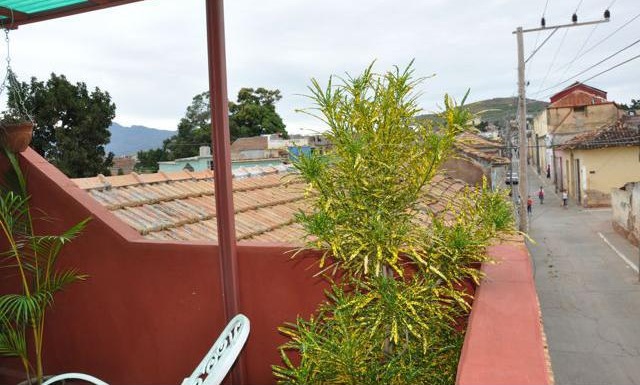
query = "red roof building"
xmin=549 ymin=82 xmax=608 ymax=108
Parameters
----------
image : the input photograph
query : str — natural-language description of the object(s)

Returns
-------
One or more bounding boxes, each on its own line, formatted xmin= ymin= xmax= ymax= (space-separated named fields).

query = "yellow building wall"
xmin=531 ymin=111 xmax=550 ymax=177
xmin=573 ymin=147 xmax=640 ymax=207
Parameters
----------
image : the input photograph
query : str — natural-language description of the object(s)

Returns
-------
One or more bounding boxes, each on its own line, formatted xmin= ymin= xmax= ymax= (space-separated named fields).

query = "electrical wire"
xmin=527 ymin=0 xmax=551 ymax=73
xmin=532 ymin=0 xmax=587 ymax=95
xmin=543 ymin=52 xmax=640 ymax=99
xmin=560 ymin=11 xmax=640 ymax=69
xmin=536 ymin=37 xmax=640 ymax=96
xmin=556 ymin=23 xmax=601 ymax=82
xmin=535 ymin=28 xmax=570 ymax=96
xmin=580 ymin=52 xmax=640 ymax=84
xmin=573 ymin=0 xmax=584 ymax=13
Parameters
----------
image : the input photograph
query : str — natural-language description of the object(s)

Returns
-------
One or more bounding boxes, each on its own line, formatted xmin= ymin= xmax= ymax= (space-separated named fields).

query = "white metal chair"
xmin=42 ymin=373 xmax=108 ymax=385
xmin=42 ymin=314 xmax=250 ymax=385
xmin=181 ymin=313 xmax=250 ymax=385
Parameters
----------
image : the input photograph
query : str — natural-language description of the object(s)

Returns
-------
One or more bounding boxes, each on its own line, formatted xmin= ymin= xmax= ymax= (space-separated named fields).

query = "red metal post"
xmin=205 ymin=0 xmax=246 ymax=383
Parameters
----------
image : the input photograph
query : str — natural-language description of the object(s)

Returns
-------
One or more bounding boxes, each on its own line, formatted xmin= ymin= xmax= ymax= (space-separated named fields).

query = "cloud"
xmin=0 ymin=0 xmax=636 ymax=133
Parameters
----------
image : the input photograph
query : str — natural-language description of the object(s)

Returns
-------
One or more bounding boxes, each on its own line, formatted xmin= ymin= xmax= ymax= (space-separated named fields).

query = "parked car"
xmin=505 ymin=172 xmax=519 ymax=185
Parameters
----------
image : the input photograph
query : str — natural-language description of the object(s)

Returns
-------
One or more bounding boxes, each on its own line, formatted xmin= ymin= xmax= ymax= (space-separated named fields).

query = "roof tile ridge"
xmin=141 ymin=212 xmax=218 ymax=236
xmin=97 ymin=174 xmax=112 ymax=190
xmin=131 ymin=172 xmax=145 ymax=186
xmin=237 ymin=217 xmax=297 ymax=241
xmin=233 ymin=193 xmax=313 ymax=214
xmin=157 ymin=171 xmax=171 ymax=183
xmin=233 ymin=180 xmax=283 ymax=192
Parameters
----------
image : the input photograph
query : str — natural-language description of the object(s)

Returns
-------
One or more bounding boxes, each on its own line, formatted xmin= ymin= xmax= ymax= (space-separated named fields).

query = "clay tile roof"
xmin=454 ymin=133 xmax=510 ymax=166
xmin=457 ymin=132 xmax=503 ymax=149
xmin=230 ymin=136 xmax=268 ymax=153
xmin=73 ymin=166 xmax=470 ymax=245
xmin=558 ymin=117 xmax=640 ymax=150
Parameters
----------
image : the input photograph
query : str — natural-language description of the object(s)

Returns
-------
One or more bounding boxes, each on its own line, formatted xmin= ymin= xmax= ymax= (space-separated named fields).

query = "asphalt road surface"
xmin=526 ymin=167 xmax=640 ymax=385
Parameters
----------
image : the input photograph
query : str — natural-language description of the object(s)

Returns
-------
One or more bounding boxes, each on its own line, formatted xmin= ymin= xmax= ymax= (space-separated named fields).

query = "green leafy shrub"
xmin=291 ymin=62 xmax=461 ymax=278
xmin=274 ymin=278 xmax=463 ymax=385
xmin=273 ymin=62 xmax=510 ymax=384
xmin=426 ymin=177 xmax=515 ymax=286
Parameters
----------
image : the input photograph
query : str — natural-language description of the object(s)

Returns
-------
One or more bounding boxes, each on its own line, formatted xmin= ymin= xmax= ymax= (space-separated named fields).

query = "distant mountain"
xmin=107 ymin=123 xmax=175 ymax=156
xmin=419 ymin=97 xmax=549 ymax=126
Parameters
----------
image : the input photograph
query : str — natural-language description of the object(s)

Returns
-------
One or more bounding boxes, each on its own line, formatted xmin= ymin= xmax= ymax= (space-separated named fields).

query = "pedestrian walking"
xmin=562 ymin=190 xmax=568 ymax=208
xmin=527 ymin=195 xmax=533 ymax=215
xmin=538 ymin=186 xmax=544 ymax=204
xmin=546 ymin=164 xmax=551 ymax=179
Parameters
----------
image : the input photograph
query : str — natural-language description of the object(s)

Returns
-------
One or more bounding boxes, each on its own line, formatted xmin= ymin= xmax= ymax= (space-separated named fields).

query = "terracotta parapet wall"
xmin=456 ymin=239 xmax=553 ymax=385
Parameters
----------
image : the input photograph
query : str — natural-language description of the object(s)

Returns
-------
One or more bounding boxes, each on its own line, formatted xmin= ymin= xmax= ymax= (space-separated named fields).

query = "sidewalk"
xmin=526 ymin=166 xmax=640 ymax=385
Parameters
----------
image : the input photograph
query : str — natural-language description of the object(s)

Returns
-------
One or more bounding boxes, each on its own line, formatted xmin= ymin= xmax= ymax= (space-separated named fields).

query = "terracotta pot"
xmin=0 ymin=121 xmax=34 ymax=152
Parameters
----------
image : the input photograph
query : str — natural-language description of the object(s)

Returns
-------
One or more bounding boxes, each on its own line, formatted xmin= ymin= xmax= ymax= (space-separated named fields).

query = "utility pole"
xmin=513 ymin=15 xmax=609 ymax=232
xmin=516 ymin=27 xmax=527 ymax=232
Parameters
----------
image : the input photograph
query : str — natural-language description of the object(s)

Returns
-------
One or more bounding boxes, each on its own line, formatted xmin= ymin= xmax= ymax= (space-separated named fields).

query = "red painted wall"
xmin=0 ymin=150 xmax=329 ymax=385
xmin=456 ymin=241 xmax=551 ymax=385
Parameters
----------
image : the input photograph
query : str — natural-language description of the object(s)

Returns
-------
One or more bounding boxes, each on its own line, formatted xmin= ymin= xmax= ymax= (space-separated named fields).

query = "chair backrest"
xmin=181 ymin=314 xmax=250 ymax=385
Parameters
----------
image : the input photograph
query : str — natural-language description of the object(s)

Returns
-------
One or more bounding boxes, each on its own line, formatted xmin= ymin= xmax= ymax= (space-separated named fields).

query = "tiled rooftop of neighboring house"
xmin=230 ymin=136 xmax=268 ymax=152
xmin=558 ymin=116 xmax=640 ymax=150
xmin=72 ymin=167 xmax=468 ymax=245
xmin=455 ymin=132 xmax=510 ymax=165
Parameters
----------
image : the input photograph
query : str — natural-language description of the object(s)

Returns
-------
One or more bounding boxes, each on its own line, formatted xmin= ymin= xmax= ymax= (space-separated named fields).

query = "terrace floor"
xmin=527 ymin=167 xmax=640 ymax=385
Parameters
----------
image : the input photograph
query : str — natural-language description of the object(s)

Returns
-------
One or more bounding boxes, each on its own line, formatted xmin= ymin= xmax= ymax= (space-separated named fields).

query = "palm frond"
xmin=0 ymin=316 xmax=27 ymax=359
xmin=0 ymin=294 xmax=43 ymax=325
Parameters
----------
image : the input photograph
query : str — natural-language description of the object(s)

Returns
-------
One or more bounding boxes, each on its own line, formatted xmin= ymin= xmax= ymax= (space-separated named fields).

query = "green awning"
xmin=0 ymin=0 xmax=87 ymax=14
xmin=0 ymin=0 xmax=143 ymax=27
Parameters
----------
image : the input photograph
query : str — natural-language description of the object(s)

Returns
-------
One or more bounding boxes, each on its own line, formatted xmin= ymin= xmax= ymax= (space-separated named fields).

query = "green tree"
xmin=229 ymin=87 xmax=287 ymax=140
xmin=134 ymin=147 xmax=170 ymax=173
xmin=139 ymin=87 xmax=287 ymax=164
xmin=621 ymin=99 xmax=640 ymax=111
xmin=7 ymin=73 xmax=115 ymax=178
xmin=163 ymin=91 xmax=212 ymax=159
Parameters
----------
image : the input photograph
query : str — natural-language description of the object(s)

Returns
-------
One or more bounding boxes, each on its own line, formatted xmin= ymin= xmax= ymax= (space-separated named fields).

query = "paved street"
xmin=526 ymin=167 xmax=640 ymax=385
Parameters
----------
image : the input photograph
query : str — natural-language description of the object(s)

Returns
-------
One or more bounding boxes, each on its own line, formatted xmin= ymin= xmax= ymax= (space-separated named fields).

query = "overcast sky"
xmin=4 ymin=0 xmax=638 ymax=134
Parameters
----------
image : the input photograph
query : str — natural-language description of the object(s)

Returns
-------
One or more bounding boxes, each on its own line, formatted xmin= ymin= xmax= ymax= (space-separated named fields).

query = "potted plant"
xmin=0 ymin=148 xmax=89 ymax=385
xmin=0 ymin=109 xmax=34 ymax=153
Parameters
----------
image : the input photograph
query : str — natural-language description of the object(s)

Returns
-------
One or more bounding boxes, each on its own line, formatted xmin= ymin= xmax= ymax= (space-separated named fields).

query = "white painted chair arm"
xmin=181 ymin=314 xmax=251 ymax=385
xmin=42 ymin=372 xmax=108 ymax=385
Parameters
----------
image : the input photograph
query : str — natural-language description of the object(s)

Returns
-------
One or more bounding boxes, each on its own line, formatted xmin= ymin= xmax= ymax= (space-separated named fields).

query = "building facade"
xmin=556 ymin=115 xmax=640 ymax=207
xmin=529 ymin=82 xmax=623 ymax=191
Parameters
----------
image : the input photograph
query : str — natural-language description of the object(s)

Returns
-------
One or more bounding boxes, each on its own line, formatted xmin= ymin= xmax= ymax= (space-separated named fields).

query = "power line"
xmin=543 ymin=52 xmax=640 ymax=99
xmin=556 ymin=23 xmax=600 ymax=81
xmin=557 ymin=11 xmax=640 ymax=70
xmin=581 ymin=52 xmax=640 ymax=83
xmin=534 ymin=0 xmax=587 ymax=94
xmin=535 ymin=37 xmax=640 ymax=96
xmin=573 ymin=0 xmax=584 ymax=13
xmin=535 ymin=28 xmax=570 ymax=95
xmin=527 ymin=0 xmax=552 ymax=72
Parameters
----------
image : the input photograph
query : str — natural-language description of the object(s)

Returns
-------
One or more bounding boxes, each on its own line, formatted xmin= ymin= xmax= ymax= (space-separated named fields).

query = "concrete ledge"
xmin=456 ymin=242 xmax=552 ymax=385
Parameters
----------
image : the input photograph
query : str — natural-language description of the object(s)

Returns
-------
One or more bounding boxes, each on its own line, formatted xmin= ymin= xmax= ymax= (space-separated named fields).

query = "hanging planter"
xmin=0 ymin=118 xmax=33 ymax=152
xmin=0 ymin=28 xmax=35 ymax=153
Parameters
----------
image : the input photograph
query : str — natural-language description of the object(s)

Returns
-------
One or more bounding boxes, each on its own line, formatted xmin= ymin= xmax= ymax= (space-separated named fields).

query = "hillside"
xmin=419 ymin=97 xmax=548 ymax=126
xmin=107 ymin=123 xmax=175 ymax=156
xmin=465 ymin=97 xmax=549 ymax=123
